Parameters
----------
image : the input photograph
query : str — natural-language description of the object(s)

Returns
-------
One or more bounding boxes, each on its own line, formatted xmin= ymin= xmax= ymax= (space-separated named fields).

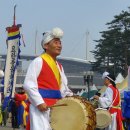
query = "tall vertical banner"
xmin=2 ymin=5 xmax=22 ymax=110
xmin=4 ymin=26 xmax=21 ymax=97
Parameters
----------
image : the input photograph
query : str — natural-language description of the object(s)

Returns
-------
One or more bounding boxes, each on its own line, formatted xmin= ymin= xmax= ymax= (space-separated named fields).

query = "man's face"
xmin=104 ymin=78 xmax=110 ymax=86
xmin=44 ymin=38 xmax=62 ymax=57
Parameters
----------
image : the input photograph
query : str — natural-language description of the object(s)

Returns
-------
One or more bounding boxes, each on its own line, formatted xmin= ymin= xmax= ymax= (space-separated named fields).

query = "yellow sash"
xmin=23 ymin=110 xmax=28 ymax=126
xmin=21 ymin=101 xmax=27 ymax=109
xmin=21 ymin=101 xmax=28 ymax=126
xmin=41 ymin=53 xmax=61 ymax=87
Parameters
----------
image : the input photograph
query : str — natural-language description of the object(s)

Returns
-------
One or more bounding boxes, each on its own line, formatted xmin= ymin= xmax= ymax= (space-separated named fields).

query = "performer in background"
xmin=11 ymin=98 xmax=18 ymax=128
xmin=23 ymin=27 xmax=73 ymax=130
xmin=14 ymin=87 xmax=28 ymax=128
xmin=93 ymin=72 xmax=124 ymax=130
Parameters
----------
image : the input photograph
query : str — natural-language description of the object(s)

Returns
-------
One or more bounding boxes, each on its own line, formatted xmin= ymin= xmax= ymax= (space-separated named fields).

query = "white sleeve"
xmin=57 ymin=64 xmax=73 ymax=97
xmin=23 ymin=57 xmax=44 ymax=107
xmin=98 ymin=87 xmax=113 ymax=108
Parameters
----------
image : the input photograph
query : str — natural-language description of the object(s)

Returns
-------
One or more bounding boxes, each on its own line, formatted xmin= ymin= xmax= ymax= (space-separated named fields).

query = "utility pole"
xmin=86 ymin=31 xmax=89 ymax=61
xmin=35 ymin=30 xmax=38 ymax=56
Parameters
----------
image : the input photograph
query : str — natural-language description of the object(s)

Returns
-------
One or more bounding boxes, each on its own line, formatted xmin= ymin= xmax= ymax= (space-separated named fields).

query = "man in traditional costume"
xmin=94 ymin=72 xmax=124 ymax=130
xmin=23 ymin=27 xmax=73 ymax=130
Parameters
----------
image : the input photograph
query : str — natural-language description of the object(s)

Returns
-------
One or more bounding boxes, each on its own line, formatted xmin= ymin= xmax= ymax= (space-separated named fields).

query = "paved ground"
xmin=0 ymin=123 xmax=25 ymax=130
xmin=0 ymin=126 xmax=19 ymax=130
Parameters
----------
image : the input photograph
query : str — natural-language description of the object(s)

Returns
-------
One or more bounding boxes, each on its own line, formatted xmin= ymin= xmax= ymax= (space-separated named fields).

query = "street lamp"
xmin=83 ymin=71 xmax=94 ymax=101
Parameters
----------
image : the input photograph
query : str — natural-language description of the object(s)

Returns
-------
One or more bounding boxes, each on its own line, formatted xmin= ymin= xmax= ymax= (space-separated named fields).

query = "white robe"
xmin=98 ymin=85 xmax=117 ymax=130
xmin=23 ymin=57 xmax=73 ymax=130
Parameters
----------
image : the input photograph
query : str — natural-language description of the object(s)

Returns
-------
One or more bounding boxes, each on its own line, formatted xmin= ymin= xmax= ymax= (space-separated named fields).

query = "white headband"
xmin=41 ymin=27 xmax=63 ymax=47
xmin=102 ymin=71 xmax=115 ymax=82
xmin=106 ymin=75 xmax=115 ymax=82
xmin=102 ymin=71 xmax=109 ymax=79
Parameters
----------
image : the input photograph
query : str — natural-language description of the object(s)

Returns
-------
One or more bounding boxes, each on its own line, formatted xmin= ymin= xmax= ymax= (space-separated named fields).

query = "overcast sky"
xmin=0 ymin=0 xmax=130 ymax=60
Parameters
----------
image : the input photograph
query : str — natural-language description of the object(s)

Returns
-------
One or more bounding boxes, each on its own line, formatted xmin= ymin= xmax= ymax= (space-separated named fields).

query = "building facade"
xmin=0 ymin=54 xmax=103 ymax=93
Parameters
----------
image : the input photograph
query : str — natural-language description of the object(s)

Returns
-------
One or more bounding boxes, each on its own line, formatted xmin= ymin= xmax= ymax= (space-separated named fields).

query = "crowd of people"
xmin=0 ymin=27 xmax=130 ymax=130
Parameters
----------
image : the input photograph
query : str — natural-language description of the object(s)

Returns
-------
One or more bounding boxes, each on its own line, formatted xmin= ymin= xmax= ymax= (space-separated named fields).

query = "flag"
xmin=2 ymin=5 xmax=22 ymax=110
xmin=4 ymin=26 xmax=21 ymax=98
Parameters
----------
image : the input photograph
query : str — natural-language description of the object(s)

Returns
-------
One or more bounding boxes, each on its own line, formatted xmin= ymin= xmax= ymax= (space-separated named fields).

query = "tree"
xmin=92 ymin=8 xmax=130 ymax=76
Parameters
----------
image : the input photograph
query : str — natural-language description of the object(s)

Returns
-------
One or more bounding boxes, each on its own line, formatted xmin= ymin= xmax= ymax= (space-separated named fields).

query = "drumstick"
xmin=48 ymin=103 xmax=67 ymax=108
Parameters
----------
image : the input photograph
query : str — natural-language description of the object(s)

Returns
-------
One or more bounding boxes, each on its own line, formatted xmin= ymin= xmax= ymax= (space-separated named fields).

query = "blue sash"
xmin=38 ymin=88 xmax=62 ymax=99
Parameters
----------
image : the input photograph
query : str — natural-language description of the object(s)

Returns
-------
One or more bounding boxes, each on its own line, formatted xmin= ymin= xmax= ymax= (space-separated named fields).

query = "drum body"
xmin=50 ymin=96 xmax=96 ymax=130
xmin=95 ymin=108 xmax=112 ymax=129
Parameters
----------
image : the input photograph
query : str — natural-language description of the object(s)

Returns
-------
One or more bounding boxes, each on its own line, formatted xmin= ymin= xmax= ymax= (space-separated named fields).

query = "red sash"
xmin=109 ymin=85 xmax=124 ymax=130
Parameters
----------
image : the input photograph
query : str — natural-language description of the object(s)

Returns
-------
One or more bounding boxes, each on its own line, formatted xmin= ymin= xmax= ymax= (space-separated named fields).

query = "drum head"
xmin=50 ymin=97 xmax=96 ymax=130
xmin=96 ymin=109 xmax=112 ymax=129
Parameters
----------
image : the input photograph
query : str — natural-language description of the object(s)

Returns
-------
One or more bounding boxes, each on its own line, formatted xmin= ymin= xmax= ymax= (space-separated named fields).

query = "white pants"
xmin=30 ymin=104 xmax=52 ymax=130
xmin=105 ymin=113 xmax=117 ymax=130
